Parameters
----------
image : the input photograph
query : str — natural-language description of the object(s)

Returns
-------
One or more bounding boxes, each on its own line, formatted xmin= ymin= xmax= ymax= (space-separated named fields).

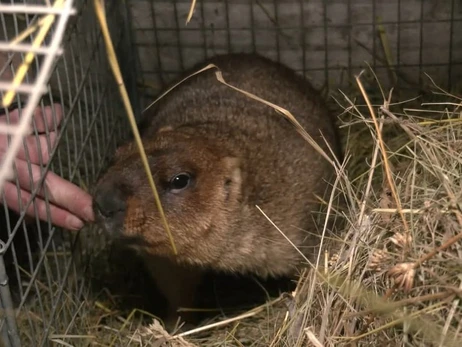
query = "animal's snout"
xmin=93 ymin=180 xmax=127 ymax=220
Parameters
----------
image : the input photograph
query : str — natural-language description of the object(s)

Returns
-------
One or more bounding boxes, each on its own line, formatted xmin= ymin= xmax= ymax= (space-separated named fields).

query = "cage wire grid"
xmin=0 ymin=2 xmax=73 ymax=203
xmin=0 ymin=1 xmax=137 ymax=346
xmin=128 ymin=0 xmax=462 ymax=105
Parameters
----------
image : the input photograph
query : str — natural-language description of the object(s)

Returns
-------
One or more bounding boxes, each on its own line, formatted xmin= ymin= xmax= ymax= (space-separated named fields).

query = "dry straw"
xmin=93 ymin=0 xmax=177 ymax=255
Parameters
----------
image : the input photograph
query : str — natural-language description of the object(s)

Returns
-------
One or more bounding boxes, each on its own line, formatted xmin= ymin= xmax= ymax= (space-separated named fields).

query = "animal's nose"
xmin=93 ymin=181 xmax=127 ymax=218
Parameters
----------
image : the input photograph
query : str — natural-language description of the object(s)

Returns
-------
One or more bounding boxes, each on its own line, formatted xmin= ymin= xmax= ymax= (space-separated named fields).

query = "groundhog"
xmin=92 ymin=53 xmax=342 ymax=329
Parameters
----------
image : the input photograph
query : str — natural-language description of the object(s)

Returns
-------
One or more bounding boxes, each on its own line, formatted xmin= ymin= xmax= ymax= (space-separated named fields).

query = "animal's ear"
xmin=222 ymin=157 xmax=241 ymax=181
xmin=221 ymin=157 xmax=242 ymax=202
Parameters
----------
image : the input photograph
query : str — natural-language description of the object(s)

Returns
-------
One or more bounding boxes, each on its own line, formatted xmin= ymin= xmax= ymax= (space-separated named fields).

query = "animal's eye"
xmin=169 ymin=173 xmax=192 ymax=191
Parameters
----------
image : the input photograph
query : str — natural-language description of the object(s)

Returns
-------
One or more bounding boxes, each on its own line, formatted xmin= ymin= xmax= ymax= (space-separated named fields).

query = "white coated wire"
xmin=0 ymin=0 xmax=75 ymax=193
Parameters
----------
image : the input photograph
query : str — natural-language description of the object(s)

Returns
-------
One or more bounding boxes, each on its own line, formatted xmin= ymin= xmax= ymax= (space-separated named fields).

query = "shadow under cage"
xmin=0 ymin=1 xmax=139 ymax=346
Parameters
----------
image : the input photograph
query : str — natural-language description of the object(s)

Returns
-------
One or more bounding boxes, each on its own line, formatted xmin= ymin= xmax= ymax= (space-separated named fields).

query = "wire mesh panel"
xmin=127 ymin=0 xmax=462 ymax=104
xmin=0 ymin=1 xmax=136 ymax=346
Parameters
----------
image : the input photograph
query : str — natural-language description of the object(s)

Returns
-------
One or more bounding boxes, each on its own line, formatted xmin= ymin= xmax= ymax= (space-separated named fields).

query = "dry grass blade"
xmin=186 ymin=0 xmax=197 ymax=24
xmin=143 ymin=64 xmax=217 ymax=114
xmin=256 ymin=205 xmax=312 ymax=266
xmin=376 ymin=17 xmax=397 ymax=86
xmin=305 ymin=327 xmax=324 ymax=347
xmin=93 ymin=0 xmax=177 ymax=255
xmin=175 ymin=295 xmax=285 ymax=339
xmin=355 ymin=71 xmax=410 ymax=253
xmin=109 ymin=308 xmax=160 ymax=347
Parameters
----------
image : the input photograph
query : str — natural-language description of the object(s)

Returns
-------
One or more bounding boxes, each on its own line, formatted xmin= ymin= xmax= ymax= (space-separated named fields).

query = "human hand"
xmin=0 ymin=103 xmax=95 ymax=230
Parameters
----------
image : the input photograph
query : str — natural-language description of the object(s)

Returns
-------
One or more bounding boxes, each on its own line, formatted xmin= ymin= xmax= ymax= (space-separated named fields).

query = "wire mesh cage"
xmin=0 ymin=1 xmax=137 ymax=346
xmin=129 ymin=0 xmax=462 ymax=104
xmin=0 ymin=0 xmax=461 ymax=346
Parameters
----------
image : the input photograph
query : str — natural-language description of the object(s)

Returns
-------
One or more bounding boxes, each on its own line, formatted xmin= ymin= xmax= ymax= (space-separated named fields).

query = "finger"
xmin=42 ymin=172 xmax=96 ymax=223
xmin=0 ymin=104 xmax=63 ymax=133
xmin=2 ymin=181 xmax=85 ymax=231
xmin=0 ymin=132 xmax=57 ymax=165
xmin=11 ymin=158 xmax=95 ymax=223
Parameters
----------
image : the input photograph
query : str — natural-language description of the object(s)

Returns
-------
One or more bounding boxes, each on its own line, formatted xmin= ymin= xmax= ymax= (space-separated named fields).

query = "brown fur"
xmin=92 ymin=53 xmax=342 ymax=328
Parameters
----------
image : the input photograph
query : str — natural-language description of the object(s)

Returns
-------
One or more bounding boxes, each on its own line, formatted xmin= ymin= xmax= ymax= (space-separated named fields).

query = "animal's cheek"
xmin=124 ymin=194 xmax=177 ymax=247
xmin=123 ymin=197 xmax=147 ymax=238
xmin=161 ymin=188 xmax=201 ymax=211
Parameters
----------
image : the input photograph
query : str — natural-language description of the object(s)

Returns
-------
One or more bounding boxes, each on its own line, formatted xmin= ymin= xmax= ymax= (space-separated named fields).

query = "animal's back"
xmin=146 ymin=53 xmax=338 ymax=149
